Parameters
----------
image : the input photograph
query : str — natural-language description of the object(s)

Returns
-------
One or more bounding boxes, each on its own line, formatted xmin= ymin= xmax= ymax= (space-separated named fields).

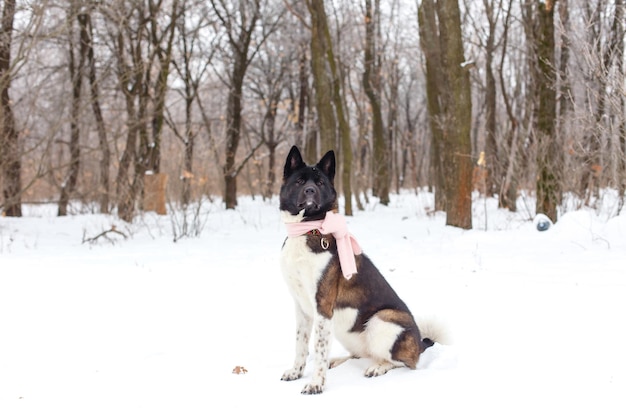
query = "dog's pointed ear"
xmin=284 ymin=146 xmax=305 ymax=180
xmin=317 ymin=150 xmax=335 ymax=183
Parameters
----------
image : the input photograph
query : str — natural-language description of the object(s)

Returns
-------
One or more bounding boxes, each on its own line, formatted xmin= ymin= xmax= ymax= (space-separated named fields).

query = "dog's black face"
xmin=280 ymin=146 xmax=337 ymax=221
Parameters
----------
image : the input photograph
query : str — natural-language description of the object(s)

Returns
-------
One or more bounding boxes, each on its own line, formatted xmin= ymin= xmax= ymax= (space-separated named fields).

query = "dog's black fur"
xmin=279 ymin=146 xmax=434 ymax=394
xmin=279 ymin=147 xmax=337 ymax=221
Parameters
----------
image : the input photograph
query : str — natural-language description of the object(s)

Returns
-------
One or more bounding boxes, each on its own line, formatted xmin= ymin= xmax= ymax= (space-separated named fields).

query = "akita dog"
xmin=279 ymin=146 xmax=438 ymax=394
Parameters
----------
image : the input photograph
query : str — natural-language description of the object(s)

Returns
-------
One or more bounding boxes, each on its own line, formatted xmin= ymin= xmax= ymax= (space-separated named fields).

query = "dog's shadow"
xmin=329 ymin=342 xmax=457 ymax=376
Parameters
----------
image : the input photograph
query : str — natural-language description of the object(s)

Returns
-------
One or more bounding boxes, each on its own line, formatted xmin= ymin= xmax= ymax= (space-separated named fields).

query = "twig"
xmin=82 ymin=226 xmax=128 ymax=244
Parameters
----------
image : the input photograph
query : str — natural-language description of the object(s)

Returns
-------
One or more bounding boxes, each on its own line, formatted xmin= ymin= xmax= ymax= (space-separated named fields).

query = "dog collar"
xmin=306 ymin=229 xmax=330 ymax=250
xmin=284 ymin=211 xmax=362 ymax=279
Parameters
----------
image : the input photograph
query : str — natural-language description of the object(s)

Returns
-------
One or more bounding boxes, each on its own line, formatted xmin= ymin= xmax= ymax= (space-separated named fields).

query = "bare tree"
xmin=105 ymin=0 xmax=180 ymax=221
xmin=58 ymin=4 xmax=88 ymax=216
xmin=247 ymin=22 xmax=295 ymax=199
xmin=109 ymin=1 xmax=149 ymax=221
xmin=210 ymin=0 xmax=282 ymax=209
xmin=325 ymin=3 xmax=354 ymax=215
xmin=364 ymin=0 xmax=388 ymax=205
xmin=482 ymin=0 xmax=502 ymax=197
xmin=169 ymin=0 xmax=213 ymax=206
xmin=0 ymin=0 xmax=21 ymax=216
xmin=83 ymin=10 xmax=111 ymax=214
xmin=419 ymin=0 xmax=473 ymax=229
xmin=497 ymin=0 xmax=522 ymax=211
xmin=418 ymin=0 xmax=446 ymax=211
xmin=212 ymin=0 xmax=258 ymax=209
xmin=577 ymin=0 xmax=625 ymax=207
xmin=148 ymin=0 xmax=179 ymax=175
xmin=305 ymin=0 xmax=336 ymax=155
xmin=615 ymin=0 xmax=626 ymax=212
xmin=524 ymin=0 xmax=560 ymax=223
xmin=2 ymin=0 xmax=625 ymax=219
xmin=579 ymin=0 xmax=608 ymax=202
xmin=303 ymin=0 xmax=353 ymax=214
xmin=294 ymin=36 xmax=315 ymax=162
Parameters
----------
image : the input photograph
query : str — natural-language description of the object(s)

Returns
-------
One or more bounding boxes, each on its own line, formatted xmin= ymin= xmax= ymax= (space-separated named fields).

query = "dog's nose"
xmin=304 ymin=186 xmax=316 ymax=195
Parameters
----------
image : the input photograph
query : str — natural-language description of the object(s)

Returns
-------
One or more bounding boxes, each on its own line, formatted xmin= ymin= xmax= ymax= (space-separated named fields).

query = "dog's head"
xmin=279 ymin=146 xmax=337 ymax=221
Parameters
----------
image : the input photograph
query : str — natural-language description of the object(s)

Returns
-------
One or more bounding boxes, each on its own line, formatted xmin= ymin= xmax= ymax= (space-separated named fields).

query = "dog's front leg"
xmin=301 ymin=315 xmax=332 ymax=395
xmin=281 ymin=305 xmax=312 ymax=381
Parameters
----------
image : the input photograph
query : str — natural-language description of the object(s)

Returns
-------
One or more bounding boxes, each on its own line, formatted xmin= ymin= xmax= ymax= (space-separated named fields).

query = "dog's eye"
xmin=296 ymin=178 xmax=305 ymax=185
xmin=316 ymin=179 xmax=323 ymax=186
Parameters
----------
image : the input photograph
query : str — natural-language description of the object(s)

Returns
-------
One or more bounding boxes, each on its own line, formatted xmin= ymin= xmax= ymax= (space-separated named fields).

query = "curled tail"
xmin=417 ymin=315 xmax=453 ymax=350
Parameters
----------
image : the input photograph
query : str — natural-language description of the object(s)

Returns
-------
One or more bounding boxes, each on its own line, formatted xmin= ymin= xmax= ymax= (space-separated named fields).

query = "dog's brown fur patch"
xmin=391 ymin=330 xmax=421 ymax=368
xmin=372 ymin=309 xmax=421 ymax=368
xmin=316 ymin=259 xmax=340 ymax=319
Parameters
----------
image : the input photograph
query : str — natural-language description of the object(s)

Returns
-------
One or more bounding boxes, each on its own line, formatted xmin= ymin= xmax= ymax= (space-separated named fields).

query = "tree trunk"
xmin=614 ymin=0 xmax=626 ymax=212
xmin=182 ymin=92 xmax=194 ymax=206
xmin=557 ymin=0 xmax=571 ymax=122
xmin=261 ymin=88 xmax=279 ymax=199
xmin=116 ymin=98 xmax=139 ymax=223
xmin=306 ymin=0 xmax=336 ymax=154
xmin=266 ymin=141 xmax=277 ymax=199
xmin=223 ymin=64 xmax=245 ymax=209
xmin=296 ymin=39 xmax=315 ymax=163
xmin=387 ymin=60 xmax=400 ymax=193
xmin=108 ymin=1 xmax=178 ymax=220
xmin=498 ymin=0 xmax=518 ymax=211
xmin=306 ymin=0 xmax=353 ymax=215
xmin=364 ymin=0 xmax=389 ymax=205
xmin=113 ymin=13 xmax=146 ymax=222
xmin=132 ymin=74 xmax=150 ymax=212
xmin=0 ymin=0 xmax=21 ymax=217
xmin=59 ymin=9 xmax=88 ymax=216
xmin=579 ymin=1 xmax=607 ymax=203
xmin=532 ymin=0 xmax=560 ymax=223
xmin=418 ymin=0 xmax=446 ymax=212
xmin=419 ymin=0 xmax=472 ymax=228
xmin=211 ymin=0 xmax=261 ymax=210
xmin=439 ymin=0 xmax=473 ymax=229
xmin=322 ymin=2 xmax=352 ymax=215
xmin=148 ymin=0 xmax=178 ymax=175
xmin=484 ymin=0 xmax=498 ymax=197
xmin=84 ymin=12 xmax=110 ymax=214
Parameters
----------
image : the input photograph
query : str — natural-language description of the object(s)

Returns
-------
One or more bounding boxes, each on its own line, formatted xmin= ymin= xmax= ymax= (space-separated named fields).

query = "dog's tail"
xmin=417 ymin=315 xmax=453 ymax=349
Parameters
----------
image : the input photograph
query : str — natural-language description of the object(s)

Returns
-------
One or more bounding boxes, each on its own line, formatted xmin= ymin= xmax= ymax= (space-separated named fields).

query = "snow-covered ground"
xmin=1 ymin=191 xmax=625 ymax=416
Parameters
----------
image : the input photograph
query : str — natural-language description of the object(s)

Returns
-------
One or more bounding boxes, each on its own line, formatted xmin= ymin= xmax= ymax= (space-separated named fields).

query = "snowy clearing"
xmin=1 ymin=191 xmax=625 ymax=416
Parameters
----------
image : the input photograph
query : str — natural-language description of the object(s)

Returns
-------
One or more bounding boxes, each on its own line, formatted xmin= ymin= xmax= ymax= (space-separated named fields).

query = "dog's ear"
xmin=317 ymin=150 xmax=336 ymax=183
xmin=284 ymin=146 xmax=305 ymax=180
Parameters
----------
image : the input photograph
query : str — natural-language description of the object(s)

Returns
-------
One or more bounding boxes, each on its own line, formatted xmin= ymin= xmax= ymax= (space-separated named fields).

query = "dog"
xmin=279 ymin=145 xmax=438 ymax=394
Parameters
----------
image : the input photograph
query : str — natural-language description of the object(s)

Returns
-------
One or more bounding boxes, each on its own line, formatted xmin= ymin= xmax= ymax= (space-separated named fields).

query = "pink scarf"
xmin=284 ymin=211 xmax=362 ymax=279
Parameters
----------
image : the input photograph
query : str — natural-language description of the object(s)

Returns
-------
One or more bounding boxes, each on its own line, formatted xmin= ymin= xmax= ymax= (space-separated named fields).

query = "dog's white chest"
xmin=281 ymin=236 xmax=332 ymax=317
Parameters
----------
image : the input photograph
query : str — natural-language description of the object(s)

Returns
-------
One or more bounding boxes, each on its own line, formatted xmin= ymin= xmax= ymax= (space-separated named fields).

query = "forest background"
xmin=1 ymin=0 xmax=624 ymax=229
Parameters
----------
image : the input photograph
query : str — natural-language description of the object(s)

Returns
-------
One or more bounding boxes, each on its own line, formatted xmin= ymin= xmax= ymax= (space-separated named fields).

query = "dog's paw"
xmin=281 ymin=368 xmax=303 ymax=381
xmin=301 ymin=383 xmax=324 ymax=395
xmin=364 ymin=362 xmax=397 ymax=378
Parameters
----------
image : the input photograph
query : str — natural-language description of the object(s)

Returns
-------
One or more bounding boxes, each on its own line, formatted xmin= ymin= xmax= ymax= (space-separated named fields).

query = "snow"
xmin=1 ymin=191 xmax=625 ymax=416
